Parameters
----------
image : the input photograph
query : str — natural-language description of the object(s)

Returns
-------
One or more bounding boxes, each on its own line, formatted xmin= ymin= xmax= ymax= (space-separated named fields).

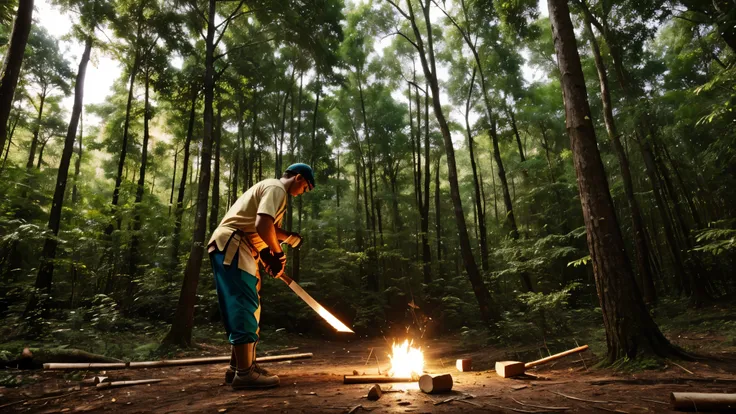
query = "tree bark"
xmin=0 ymin=0 xmax=34 ymax=154
xmin=421 ymin=83 xmax=432 ymax=282
xmin=170 ymin=89 xmax=197 ymax=273
xmin=169 ymin=145 xmax=178 ymax=216
xmin=72 ymin=111 xmax=83 ymax=204
xmin=465 ymin=67 xmax=488 ymax=271
xmin=209 ymin=103 xmax=222 ymax=235
xmin=163 ymin=0 xmax=217 ymax=347
xmin=548 ymin=0 xmax=682 ymax=362
xmin=583 ymin=16 xmax=656 ymax=304
xmin=27 ymin=91 xmax=47 ymax=169
xmin=107 ymin=48 xmax=141 ymax=236
xmin=25 ymin=36 xmax=92 ymax=317
xmin=127 ymin=69 xmax=151 ymax=306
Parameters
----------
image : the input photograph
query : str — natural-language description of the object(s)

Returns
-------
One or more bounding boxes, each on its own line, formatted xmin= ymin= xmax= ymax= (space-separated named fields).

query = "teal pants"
xmin=210 ymin=250 xmax=261 ymax=344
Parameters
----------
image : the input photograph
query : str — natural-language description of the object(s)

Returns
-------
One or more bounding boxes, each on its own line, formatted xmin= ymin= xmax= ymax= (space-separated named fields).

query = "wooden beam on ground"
xmin=671 ymin=392 xmax=736 ymax=411
xmin=44 ymin=353 xmax=313 ymax=370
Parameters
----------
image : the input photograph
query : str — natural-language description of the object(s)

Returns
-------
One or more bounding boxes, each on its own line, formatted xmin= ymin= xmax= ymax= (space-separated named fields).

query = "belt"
xmin=223 ymin=230 xmax=259 ymax=266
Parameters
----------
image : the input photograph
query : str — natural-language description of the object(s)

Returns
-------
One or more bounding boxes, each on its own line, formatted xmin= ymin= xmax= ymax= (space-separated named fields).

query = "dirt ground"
xmin=1 ymin=337 xmax=735 ymax=413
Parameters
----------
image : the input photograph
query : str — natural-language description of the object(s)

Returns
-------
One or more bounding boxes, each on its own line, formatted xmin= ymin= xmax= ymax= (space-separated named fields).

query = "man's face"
xmin=290 ymin=175 xmax=312 ymax=196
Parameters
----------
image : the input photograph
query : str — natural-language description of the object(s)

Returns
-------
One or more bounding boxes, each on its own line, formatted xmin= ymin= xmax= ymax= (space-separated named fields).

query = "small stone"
xmin=367 ymin=384 xmax=382 ymax=401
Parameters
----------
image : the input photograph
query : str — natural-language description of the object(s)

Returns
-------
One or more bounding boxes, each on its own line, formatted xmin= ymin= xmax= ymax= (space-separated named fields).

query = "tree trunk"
xmin=0 ymin=0 xmax=34 ymax=154
xmin=169 ymin=146 xmax=178 ymax=215
xmin=489 ymin=119 xmax=518 ymax=239
xmin=421 ymin=83 xmax=432 ymax=282
xmin=584 ymin=16 xmax=656 ymax=304
xmin=127 ymin=69 xmax=151 ymax=306
xmin=170 ymin=89 xmax=197 ymax=273
xmin=72 ymin=111 xmax=83 ymax=204
xmin=403 ymin=0 xmax=497 ymax=324
xmin=107 ymin=48 xmax=141 ymax=236
xmin=548 ymin=0 xmax=682 ymax=362
xmin=209 ymin=104 xmax=222 ymax=235
xmin=25 ymin=36 xmax=92 ymax=317
xmin=434 ymin=155 xmax=442 ymax=266
xmin=509 ymin=107 xmax=526 ymax=163
xmin=465 ymin=67 xmax=488 ymax=271
xmin=163 ymin=0 xmax=217 ymax=347
xmin=27 ymin=91 xmax=46 ymax=169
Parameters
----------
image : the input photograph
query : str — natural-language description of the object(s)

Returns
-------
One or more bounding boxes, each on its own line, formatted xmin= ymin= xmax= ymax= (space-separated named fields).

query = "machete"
xmin=278 ymin=273 xmax=354 ymax=333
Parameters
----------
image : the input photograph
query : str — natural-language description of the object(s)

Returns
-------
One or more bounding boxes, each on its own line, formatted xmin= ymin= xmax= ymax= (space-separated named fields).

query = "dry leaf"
xmin=218 ymin=409 xmax=227 ymax=413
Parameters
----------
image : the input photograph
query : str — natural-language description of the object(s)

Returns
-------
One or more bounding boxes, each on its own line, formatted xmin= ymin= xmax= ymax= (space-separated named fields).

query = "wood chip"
xmin=512 ymin=385 xmax=529 ymax=391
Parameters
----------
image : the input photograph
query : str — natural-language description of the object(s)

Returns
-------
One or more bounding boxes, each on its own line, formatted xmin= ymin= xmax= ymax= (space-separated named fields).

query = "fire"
xmin=388 ymin=340 xmax=424 ymax=378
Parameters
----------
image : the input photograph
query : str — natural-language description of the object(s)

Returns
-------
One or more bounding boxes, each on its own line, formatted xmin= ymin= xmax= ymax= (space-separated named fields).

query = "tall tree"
xmin=388 ymin=0 xmax=498 ymax=325
xmin=0 ymin=0 xmax=33 ymax=156
xmin=547 ymin=0 xmax=684 ymax=361
xmin=25 ymin=0 xmax=113 ymax=317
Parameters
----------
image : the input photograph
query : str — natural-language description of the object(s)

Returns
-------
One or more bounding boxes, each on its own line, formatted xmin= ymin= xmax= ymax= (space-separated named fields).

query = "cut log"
xmin=44 ymin=352 xmax=313 ymax=370
xmin=670 ymin=392 xmax=736 ymax=411
xmin=456 ymin=359 xmax=472 ymax=372
xmin=344 ymin=375 xmax=414 ymax=384
xmin=367 ymin=384 xmax=382 ymax=400
xmin=9 ymin=347 xmax=123 ymax=369
xmin=419 ymin=373 xmax=453 ymax=394
xmin=96 ymin=379 xmax=163 ymax=389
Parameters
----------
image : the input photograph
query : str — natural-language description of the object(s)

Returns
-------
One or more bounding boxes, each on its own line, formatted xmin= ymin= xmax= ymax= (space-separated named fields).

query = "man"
xmin=207 ymin=163 xmax=314 ymax=390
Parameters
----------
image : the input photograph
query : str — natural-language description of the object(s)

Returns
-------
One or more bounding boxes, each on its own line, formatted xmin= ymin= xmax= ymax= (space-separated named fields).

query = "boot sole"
xmin=231 ymin=382 xmax=280 ymax=390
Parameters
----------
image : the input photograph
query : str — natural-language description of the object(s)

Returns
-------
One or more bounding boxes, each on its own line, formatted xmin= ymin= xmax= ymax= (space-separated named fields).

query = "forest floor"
xmin=1 ymin=330 xmax=735 ymax=414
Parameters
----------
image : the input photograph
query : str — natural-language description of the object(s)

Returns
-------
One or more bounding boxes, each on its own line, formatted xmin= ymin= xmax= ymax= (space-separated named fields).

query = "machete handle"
xmin=278 ymin=273 xmax=293 ymax=285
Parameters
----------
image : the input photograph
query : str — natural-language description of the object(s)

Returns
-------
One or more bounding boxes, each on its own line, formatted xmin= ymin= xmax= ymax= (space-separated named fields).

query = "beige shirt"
xmin=208 ymin=178 xmax=288 ymax=274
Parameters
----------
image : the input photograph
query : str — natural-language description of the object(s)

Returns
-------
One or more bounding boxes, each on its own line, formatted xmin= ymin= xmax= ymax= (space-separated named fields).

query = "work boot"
xmin=231 ymin=366 xmax=280 ymax=389
xmin=226 ymin=364 xmax=271 ymax=384
xmin=229 ymin=342 xmax=279 ymax=389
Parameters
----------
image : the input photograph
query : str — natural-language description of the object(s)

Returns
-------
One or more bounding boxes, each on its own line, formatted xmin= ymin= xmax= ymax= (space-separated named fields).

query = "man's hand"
xmin=283 ymin=232 xmax=303 ymax=249
xmin=260 ymin=248 xmax=287 ymax=277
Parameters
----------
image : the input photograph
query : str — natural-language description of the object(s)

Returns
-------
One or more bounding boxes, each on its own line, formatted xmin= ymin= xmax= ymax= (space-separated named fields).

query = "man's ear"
xmin=294 ymin=174 xmax=304 ymax=183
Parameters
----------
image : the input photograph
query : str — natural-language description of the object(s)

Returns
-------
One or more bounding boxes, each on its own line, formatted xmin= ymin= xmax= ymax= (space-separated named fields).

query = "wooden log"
xmin=496 ymin=345 xmax=589 ymax=378
xmin=81 ymin=376 xmax=109 ymax=386
xmin=419 ymin=373 xmax=453 ymax=394
xmin=343 ymin=375 xmax=414 ymax=384
xmin=456 ymin=359 xmax=472 ymax=372
xmin=670 ymin=392 xmax=736 ymax=411
xmin=96 ymin=379 xmax=163 ymax=389
xmin=44 ymin=352 xmax=313 ymax=370
xmin=367 ymin=384 xmax=382 ymax=400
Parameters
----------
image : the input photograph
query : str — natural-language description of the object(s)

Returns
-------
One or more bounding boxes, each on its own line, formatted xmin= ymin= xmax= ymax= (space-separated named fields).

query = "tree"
xmin=0 ymin=0 xmax=34 ymax=157
xmin=387 ymin=0 xmax=498 ymax=325
xmin=22 ymin=27 xmax=73 ymax=169
xmin=26 ymin=0 xmax=114 ymax=318
xmin=547 ymin=0 xmax=684 ymax=362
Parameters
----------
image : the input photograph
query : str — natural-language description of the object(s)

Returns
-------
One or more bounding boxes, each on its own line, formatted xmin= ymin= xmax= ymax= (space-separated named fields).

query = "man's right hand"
xmin=259 ymin=248 xmax=286 ymax=277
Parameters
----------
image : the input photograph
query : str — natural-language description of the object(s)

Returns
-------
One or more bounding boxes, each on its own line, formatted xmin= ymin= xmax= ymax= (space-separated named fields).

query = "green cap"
xmin=285 ymin=163 xmax=315 ymax=189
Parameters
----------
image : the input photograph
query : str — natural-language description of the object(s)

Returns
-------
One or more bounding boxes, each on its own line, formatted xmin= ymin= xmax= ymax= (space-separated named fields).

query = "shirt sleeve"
xmin=257 ymin=185 xmax=287 ymax=219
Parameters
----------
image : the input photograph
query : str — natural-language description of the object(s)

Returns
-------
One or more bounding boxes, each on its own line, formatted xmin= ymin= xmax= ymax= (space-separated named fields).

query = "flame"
xmin=388 ymin=340 xmax=424 ymax=378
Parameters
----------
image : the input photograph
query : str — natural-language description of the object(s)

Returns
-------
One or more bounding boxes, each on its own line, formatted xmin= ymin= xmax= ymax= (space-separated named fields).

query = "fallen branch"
xmin=347 ymin=404 xmax=362 ymax=414
xmin=511 ymin=397 xmax=569 ymax=411
xmin=96 ymin=379 xmax=163 ymax=389
xmin=485 ymin=403 xmax=554 ymax=413
xmin=0 ymin=389 xmax=85 ymax=410
xmin=639 ymin=397 xmax=667 ymax=406
xmin=264 ymin=347 xmax=299 ymax=355
xmin=6 ymin=347 xmax=122 ymax=369
xmin=44 ymin=352 xmax=313 ymax=370
xmin=668 ymin=360 xmax=694 ymax=375
xmin=549 ymin=390 xmax=612 ymax=404
xmin=456 ymin=398 xmax=482 ymax=407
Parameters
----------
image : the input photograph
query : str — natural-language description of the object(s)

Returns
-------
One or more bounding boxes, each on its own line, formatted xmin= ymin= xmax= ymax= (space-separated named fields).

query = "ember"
xmin=387 ymin=340 xmax=424 ymax=378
